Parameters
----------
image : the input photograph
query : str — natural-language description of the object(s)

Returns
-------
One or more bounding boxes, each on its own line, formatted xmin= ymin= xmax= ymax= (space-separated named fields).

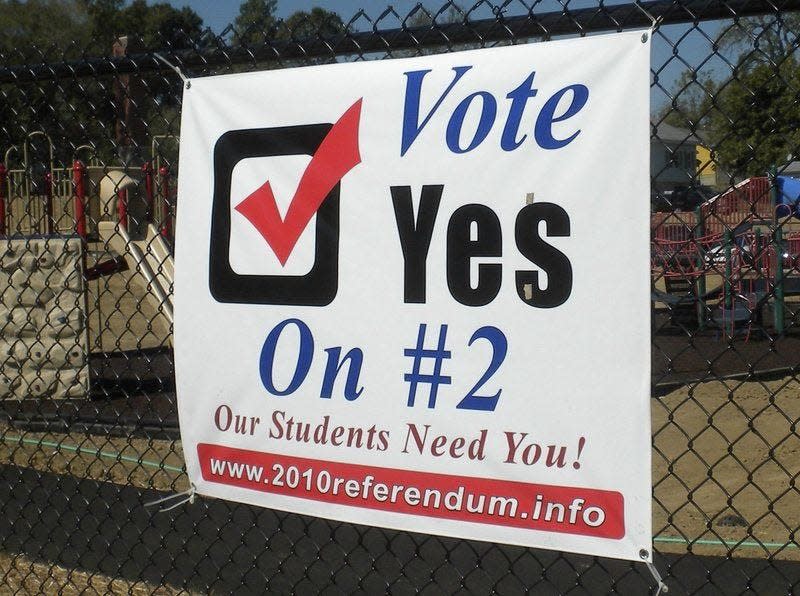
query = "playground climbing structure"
xmin=651 ymin=176 xmax=800 ymax=333
xmin=0 ymin=237 xmax=89 ymax=399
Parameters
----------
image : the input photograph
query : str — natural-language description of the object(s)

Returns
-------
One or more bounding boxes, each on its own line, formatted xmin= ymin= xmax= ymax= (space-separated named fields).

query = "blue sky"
xmin=156 ymin=0 xmax=728 ymax=111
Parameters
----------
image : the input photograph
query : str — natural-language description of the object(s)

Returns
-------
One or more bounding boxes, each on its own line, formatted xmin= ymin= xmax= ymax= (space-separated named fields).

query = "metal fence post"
xmin=769 ymin=166 xmax=785 ymax=333
xmin=0 ymin=161 xmax=6 ymax=235
xmin=159 ymin=165 xmax=171 ymax=240
xmin=695 ymin=206 xmax=706 ymax=329
xmin=43 ymin=170 xmax=53 ymax=234
xmin=73 ymin=159 xmax=87 ymax=239
xmin=117 ymin=187 xmax=128 ymax=233
xmin=142 ymin=161 xmax=154 ymax=223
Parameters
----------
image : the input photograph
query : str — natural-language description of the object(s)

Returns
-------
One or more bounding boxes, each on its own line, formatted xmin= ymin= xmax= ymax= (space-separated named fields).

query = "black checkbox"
xmin=209 ymin=123 xmax=339 ymax=306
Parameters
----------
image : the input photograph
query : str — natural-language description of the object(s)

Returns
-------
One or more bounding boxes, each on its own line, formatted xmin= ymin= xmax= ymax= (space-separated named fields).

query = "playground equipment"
xmin=651 ymin=175 xmax=800 ymax=335
xmin=0 ymin=237 xmax=90 ymax=399
xmin=1 ymin=134 xmax=176 ymax=400
xmin=96 ymin=167 xmax=174 ymax=327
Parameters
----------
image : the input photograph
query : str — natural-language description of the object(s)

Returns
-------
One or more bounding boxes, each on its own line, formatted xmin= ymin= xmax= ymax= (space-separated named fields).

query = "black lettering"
xmin=515 ymin=203 xmax=572 ymax=308
xmin=391 ymin=185 xmax=443 ymax=302
xmin=447 ymin=204 xmax=502 ymax=306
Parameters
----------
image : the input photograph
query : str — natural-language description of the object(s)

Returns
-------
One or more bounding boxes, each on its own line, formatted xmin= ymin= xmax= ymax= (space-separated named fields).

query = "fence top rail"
xmin=0 ymin=0 xmax=798 ymax=85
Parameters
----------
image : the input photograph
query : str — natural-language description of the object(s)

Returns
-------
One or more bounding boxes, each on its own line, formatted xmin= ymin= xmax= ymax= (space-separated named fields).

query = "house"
xmin=651 ymin=123 xmax=701 ymax=192
xmin=650 ymin=124 xmax=731 ymax=210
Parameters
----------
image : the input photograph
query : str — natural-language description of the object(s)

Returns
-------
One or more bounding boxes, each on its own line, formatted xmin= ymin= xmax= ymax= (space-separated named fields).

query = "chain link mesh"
xmin=1 ymin=0 xmax=799 ymax=593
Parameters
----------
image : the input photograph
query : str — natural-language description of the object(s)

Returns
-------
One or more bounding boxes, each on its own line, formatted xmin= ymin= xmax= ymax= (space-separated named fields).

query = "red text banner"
xmin=198 ymin=443 xmax=625 ymax=539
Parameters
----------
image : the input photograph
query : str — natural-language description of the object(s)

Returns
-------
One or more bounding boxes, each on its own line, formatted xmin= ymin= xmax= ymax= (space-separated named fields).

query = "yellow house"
xmin=696 ymin=145 xmax=718 ymax=188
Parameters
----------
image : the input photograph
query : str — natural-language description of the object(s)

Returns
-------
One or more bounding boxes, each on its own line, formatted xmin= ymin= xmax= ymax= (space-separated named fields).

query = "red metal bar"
xmin=44 ymin=171 xmax=54 ymax=235
xmin=0 ymin=162 xmax=6 ymax=235
xmin=703 ymin=177 xmax=772 ymax=235
xmin=73 ymin=159 xmax=87 ymax=239
xmin=117 ymin=187 xmax=128 ymax=232
xmin=142 ymin=161 xmax=154 ymax=223
xmin=159 ymin=165 xmax=172 ymax=240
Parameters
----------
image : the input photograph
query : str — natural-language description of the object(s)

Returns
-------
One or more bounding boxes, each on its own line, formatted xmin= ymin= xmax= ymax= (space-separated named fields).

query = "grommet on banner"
xmin=144 ymin=484 xmax=196 ymax=513
xmin=153 ymin=53 xmax=191 ymax=89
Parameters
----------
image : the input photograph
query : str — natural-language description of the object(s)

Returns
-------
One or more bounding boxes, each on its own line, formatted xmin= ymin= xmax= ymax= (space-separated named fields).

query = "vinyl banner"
xmin=175 ymin=31 xmax=652 ymax=562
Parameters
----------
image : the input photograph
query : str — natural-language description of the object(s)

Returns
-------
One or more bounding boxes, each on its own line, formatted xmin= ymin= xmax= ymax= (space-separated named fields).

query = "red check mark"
xmin=234 ymin=99 xmax=363 ymax=266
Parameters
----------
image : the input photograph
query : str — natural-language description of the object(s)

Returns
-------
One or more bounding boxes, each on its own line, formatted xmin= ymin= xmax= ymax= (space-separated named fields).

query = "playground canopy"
xmin=775 ymin=175 xmax=800 ymax=218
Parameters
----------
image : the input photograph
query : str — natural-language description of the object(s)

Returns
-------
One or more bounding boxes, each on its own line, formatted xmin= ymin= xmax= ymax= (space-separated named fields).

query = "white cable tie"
xmin=646 ymin=560 xmax=668 ymax=595
xmin=634 ymin=1 xmax=660 ymax=30
xmin=144 ymin=484 xmax=196 ymax=512
xmin=153 ymin=53 xmax=191 ymax=88
xmin=144 ymin=487 xmax=190 ymax=508
xmin=159 ymin=491 xmax=195 ymax=512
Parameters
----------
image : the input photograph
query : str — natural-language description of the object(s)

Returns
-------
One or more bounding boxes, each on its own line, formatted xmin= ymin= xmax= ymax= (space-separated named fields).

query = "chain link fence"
xmin=1 ymin=0 xmax=799 ymax=593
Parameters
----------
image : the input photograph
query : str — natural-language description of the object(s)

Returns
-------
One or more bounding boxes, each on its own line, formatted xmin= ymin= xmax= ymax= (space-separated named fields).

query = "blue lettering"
xmin=446 ymin=91 xmax=497 ymax=154
xmin=401 ymin=66 xmax=589 ymax=154
xmin=501 ymin=71 xmax=537 ymax=151
xmin=320 ymin=347 xmax=364 ymax=401
xmin=401 ymin=66 xmax=472 ymax=156
xmin=534 ymin=84 xmax=589 ymax=150
xmin=259 ymin=319 xmax=314 ymax=396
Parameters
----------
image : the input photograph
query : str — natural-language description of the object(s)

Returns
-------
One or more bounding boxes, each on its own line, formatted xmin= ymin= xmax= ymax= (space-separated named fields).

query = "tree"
xmin=277 ymin=7 xmax=344 ymax=41
xmin=661 ymin=13 xmax=800 ymax=178
xmin=233 ymin=0 xmax=278 ymax=46
xmin=79 ymin=0 xmax=204 ymax=51
xmin=663 ymin=60 xmax=800 ymax=178
xmin=405 ymin=3 xmax=463 ymax=28
xmin=231 ymin=2 xmax=345 ymax=66
xmin=717 ymin=13 xmax=800 ymax=67
xmin=0 ymin=0 xmax=90 ymax=54
xmin=0 ymin=1 xmax=94 ymax=162
xmin=707 ymin=57 xmax=800 ymax=176
xmin=233 ymin=2 xmax=345 ymax=46
xmin=0 ymin=0 xmax=206 ymax=164
xmin=120 ymin=1 xmax=203 ymax=50
xmin=656 ymin=69 xmax=718 ymax=131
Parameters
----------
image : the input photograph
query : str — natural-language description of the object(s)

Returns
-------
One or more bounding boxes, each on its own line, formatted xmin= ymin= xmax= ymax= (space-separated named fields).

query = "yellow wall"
xmin=696 ymin=145 xmax=717 ymax=187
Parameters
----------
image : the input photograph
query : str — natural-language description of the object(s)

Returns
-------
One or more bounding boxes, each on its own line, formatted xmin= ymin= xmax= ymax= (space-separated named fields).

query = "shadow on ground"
xmin=1 ymin=464 xmax=799 ymax=594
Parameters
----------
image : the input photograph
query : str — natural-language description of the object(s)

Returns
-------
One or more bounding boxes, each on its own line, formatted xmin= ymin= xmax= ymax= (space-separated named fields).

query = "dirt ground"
xmin=0 ymin=430 xmax=187 ymax=494
xmin=0 ymin=550 xmax=190 ymax=596
xmin=652 ymin=377 xmax=800 ymax=561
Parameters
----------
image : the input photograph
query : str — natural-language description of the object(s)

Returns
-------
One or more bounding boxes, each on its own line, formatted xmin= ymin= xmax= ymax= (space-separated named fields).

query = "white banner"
xmin=175 ymin=31 xmax=652 ymax=562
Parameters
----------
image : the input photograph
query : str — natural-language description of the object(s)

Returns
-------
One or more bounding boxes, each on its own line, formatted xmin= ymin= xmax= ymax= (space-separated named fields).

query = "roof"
xmin=653 ymin=123 xmax=702 ymax=145
xmin=783 ymin=161 xmax=800 ymax=175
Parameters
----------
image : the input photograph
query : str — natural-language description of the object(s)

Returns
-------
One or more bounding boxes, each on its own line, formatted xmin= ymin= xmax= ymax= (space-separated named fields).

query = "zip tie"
xmin=144 ymin=486 xmax=191 ymax=507
xmin=153 ymin=53 xmax=191 ymax=89
xmin=159 ymin=490 xmax=196 ymax=512
xmin=144 ymin=484 xmax=196 ymax=512
xmin=646 ymin=560 xmax=668 ymax=595
xmin=634 ymin=0 xmax=660 ymax=30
